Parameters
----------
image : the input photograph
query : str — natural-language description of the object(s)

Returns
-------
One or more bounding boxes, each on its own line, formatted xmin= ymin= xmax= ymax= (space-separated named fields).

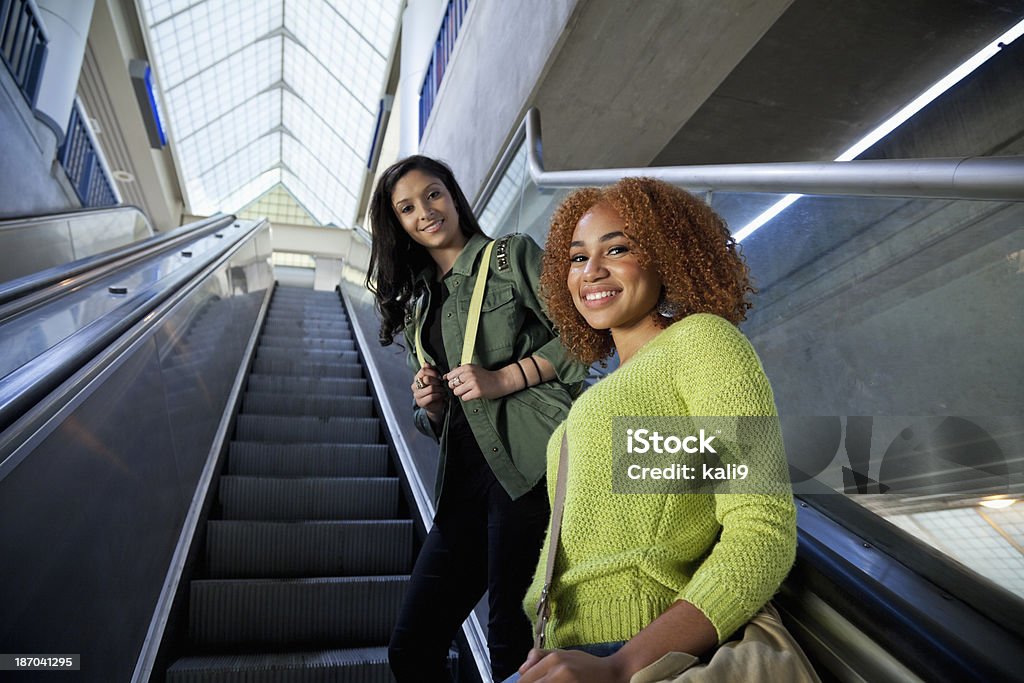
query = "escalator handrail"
xmin=0 ymin=218 xmax=264 ymax=444
xmin=0 ymin=213 xmax=234 ymax=311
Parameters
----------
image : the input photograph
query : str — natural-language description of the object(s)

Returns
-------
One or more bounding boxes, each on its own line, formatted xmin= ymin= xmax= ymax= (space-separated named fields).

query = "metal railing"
xmin=474 ymin=108 xmax=1024 ymax=213
xmin=0 ymin=0 xmax=48 ymax=107
xmin=418 ymin=0 xmax=470 ymax=141
xmin=59 ymin=98 xmax=120 ymax=208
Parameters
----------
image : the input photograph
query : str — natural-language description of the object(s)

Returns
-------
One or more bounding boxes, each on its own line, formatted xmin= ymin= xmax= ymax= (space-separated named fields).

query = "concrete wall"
xmin=418 ymin=0 xmax=578 ymax=200
xmin=0 ymin=62 xmax=78 ymax=218
xmin=269 ymin=224 xmax=354 ymax=259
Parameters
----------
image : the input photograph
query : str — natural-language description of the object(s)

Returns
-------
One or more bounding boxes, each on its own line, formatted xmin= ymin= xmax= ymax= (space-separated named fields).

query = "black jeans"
xmin=388 ymin=450 xmax=549 ymax=683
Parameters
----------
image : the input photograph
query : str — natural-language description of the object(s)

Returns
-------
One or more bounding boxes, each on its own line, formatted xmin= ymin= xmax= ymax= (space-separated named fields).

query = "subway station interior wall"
xmin=0 ymin=64 xmax=78 ymax=218
xmin=418 ymin=0 xmax=578 ymax=201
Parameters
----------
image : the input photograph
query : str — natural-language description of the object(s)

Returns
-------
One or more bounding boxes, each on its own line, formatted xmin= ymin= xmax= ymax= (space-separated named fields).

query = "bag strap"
xmin=461 ymin=239 xmax=494 ymax=366
xmin=414 ymin=240 xmax=495 ymax=369
xmin=534 ymin=430 xmax=570 ymax=650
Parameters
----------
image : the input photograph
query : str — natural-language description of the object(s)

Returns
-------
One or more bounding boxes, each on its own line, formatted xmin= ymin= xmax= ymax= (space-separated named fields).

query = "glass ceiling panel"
xmin=282 ymin=135 xmax=357 ymax=225
xmin=150 ymin=0 xmax=278 ymax=89
xmin=138 ymin=0 xmax=402 ymax=226
xmin=160 ymin=36 xmax=282 ymax=140
xmin=177 ymin=89 xmax=281 ymax=181
xmin=238 ymin=184 xmax=319 ymax=227
xmin=282 ymin=92 xmax=364 ymax=195
xmin=282 ymin=169 xmax=349 ymax=228
xmin=187 ymin=132 xmax=280 ymax=215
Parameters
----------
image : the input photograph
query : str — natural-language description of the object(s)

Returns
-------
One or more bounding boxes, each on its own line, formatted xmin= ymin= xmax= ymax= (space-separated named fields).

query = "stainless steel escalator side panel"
xmin=0 ymin=223 xmax=272 ymax=683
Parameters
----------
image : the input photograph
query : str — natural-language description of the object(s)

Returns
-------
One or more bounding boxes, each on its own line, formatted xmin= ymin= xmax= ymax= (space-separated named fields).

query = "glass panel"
xmin=721 ymin=191 xmax=1024 ymax=599
xmin=476 ymin=155 xmax=1024 ymax=598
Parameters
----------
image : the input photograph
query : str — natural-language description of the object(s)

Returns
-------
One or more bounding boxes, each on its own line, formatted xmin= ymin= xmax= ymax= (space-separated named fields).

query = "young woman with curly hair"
xmin=366 ymin=155 xmax=587 ymax=682
xmin=506 ymin=178 xmax=809 ymax=682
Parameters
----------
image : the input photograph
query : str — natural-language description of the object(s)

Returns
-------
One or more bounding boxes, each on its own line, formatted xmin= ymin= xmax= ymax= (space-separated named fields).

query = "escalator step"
xmin=265 ymin=314 xmax=349 ymax=326
xmin=166 ymin=647 xmax=393 ymax=683
xmin=256 ymin=348 xmax=360 ymax=364
xmin=235 ymin=415 xmax=378 ymax=443
xmin=228 ymin=443 xmax=388 ymax=477
xmin=259 ymin=336 xmax=355 ymax=351
xmin=206 ymin=520 xmax=413 ymax=578
xmin=189 ymin=575 xmax=408 ymax=645
xmin=251 ymin=358 xmax=363 ymax=378
xmin=267 ymin=305 xmax=344 ymax=317
xmin=241 ymin=394 xmax=374 ymax=418
xmin=245 ymin=375 xmax=368 ymax=396
xmin=219 ymin=477 xmax=399 ymax=520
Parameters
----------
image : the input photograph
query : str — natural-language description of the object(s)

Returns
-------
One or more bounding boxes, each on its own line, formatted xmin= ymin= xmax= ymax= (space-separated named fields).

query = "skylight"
xmin=137 ymin=0 xmax=402 ymax=225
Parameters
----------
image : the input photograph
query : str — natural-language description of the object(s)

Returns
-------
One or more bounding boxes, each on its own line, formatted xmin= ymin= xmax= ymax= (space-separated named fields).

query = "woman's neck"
xmin=612 ymin=318 xmax=665 ymax=365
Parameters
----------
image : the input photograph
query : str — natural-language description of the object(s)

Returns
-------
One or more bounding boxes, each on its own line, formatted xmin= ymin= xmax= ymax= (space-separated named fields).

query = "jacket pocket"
xmin=474 ymin=283 xmax=518 ymax=356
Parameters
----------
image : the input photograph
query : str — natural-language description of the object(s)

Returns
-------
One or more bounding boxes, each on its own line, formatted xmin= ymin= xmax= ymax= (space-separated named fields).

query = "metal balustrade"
xmin=0 ymin=0 xmax=48 ymax=107
xmin=418 ymin=0 xmax=469 ymax=141
xmin=58 ymin=99 xmax=119 ymax=208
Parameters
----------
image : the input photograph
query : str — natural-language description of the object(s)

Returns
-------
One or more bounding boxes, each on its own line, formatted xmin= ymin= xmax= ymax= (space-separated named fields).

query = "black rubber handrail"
xmin=0 ymin=213 xmax=235 ymax=318
xmin=0 ymin=218 xmax=263 ymax=439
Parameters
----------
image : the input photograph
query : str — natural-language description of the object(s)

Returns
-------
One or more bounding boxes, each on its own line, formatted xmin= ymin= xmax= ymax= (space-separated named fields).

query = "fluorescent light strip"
xmin=734 ymin=17 xmax=1024 ymax=242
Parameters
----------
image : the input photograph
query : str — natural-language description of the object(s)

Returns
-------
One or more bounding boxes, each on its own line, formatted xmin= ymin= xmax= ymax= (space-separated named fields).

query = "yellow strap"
xmin=413 ymin=240 xmax=495 ymax=369
xmin=414 ymin=294 xmax=428 ymax=369
xmin=461 ymin=240 xmax=495 ymax=366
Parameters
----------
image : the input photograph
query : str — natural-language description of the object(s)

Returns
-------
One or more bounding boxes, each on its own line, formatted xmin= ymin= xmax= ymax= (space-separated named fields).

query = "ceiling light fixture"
xmin=733 ymin=17 xmax=1024 ymax=243
xmin=978 ymin=496 xmax=1017 ymax=509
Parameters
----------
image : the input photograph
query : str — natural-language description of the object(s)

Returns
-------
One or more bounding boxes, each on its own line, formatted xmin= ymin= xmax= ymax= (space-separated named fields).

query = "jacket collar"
xmin=413 ymin=232 xmax=491 ymax=283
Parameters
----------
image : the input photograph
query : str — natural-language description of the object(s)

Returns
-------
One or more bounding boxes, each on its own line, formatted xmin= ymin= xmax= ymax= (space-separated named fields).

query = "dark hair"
xmin=366 ymin=155 xmax=485 ymax=346
xmin=540 ymin=177 xmax=754 ymax=364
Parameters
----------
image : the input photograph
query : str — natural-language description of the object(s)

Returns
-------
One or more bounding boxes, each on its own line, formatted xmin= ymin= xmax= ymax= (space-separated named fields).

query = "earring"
xmin=657 ymin=293 xmax=678 ymax=319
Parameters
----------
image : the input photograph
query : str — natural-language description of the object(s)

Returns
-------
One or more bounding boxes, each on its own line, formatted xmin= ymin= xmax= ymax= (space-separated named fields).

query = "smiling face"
xmin=567 ymin=202 xmax=664 ymax=342
xmin=391 ymin=169 xmax=466 ymax=253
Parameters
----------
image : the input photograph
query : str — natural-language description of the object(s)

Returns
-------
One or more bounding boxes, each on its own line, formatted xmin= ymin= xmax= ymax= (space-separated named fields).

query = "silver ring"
xmin=415 ymin=378 xmax=425 ymax=389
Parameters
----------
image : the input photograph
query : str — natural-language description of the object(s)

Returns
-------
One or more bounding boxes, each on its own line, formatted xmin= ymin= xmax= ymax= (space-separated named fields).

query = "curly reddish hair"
xmin=540 ymin=177 xmax=754 ymax=364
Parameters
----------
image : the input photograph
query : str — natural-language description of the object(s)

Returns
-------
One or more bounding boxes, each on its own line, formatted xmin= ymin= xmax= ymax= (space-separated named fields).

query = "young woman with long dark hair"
xmin=366 ymin=155 xmax=587 ymax=682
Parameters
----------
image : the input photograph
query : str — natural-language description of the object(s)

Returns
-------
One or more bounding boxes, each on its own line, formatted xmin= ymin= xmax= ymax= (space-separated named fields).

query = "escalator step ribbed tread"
xmin=252 ymin=358 xmax=363 ymax=378
xmin=266 ymin=306 xmax=346 ymax=316
xmin=189 ymin=575 xmax=409 ymax=646
xmin=206 ymin=520 xmax=412 ymax=578
xmin=219 ymin=476 xmax=399 ymax=520
xmin=265 ymin=314 xmax=350 ymax=324
xmin=246 ymin=376 xmax=368 ymax=395
xmin=228 ymin=443 xmax=388 ymax=477
xmin=241 ymin=394 xmax=374 ymax=418
xmin=166 ymin=647 xmax=392 ymax=682
xmin=259 ymin=337 xmax=355 ymax=350
xmin=235 ymin=415 xmax=379 ymax=444
xmin=257 ymin=348 xmax=360 ymax=364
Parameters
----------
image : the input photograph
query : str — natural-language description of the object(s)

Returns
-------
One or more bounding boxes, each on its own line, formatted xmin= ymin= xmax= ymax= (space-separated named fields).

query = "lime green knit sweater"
xmin=524 ymin=313 xmax=797 ymax=647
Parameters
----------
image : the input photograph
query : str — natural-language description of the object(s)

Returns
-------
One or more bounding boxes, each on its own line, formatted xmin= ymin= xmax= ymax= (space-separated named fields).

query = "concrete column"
xmin=34 ymin=0 xmax=97 ymax=142
xmin=398 ymin=0 xmax=446 ymax=157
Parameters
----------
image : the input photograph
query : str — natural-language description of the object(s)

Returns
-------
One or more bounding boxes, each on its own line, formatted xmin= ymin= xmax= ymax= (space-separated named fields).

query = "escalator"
xmin=165 ymin=285 xmax=413 ymax=682
xmin=0 ymin=207 xmax=466 ymax=682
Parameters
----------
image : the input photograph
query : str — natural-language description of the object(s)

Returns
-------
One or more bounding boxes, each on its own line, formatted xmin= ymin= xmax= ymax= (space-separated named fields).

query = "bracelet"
xmin=514 ymin=360 xmax=529 ymax=390
xmin=527 ymin=355 xmax=542 ymax=383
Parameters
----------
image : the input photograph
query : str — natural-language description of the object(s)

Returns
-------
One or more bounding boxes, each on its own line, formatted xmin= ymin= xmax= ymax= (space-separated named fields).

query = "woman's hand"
xmin=411 ymin=364 xmax=445 ymax=426
xmin=518 ymin=648 xmax=628 ymax=683
xmin=444 ymin=363 xmax=521 ymax=401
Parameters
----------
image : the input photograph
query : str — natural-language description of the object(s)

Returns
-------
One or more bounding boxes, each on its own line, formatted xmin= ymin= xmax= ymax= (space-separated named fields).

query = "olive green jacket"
xmin=403 ymin=232 xmax=588 ymax=501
